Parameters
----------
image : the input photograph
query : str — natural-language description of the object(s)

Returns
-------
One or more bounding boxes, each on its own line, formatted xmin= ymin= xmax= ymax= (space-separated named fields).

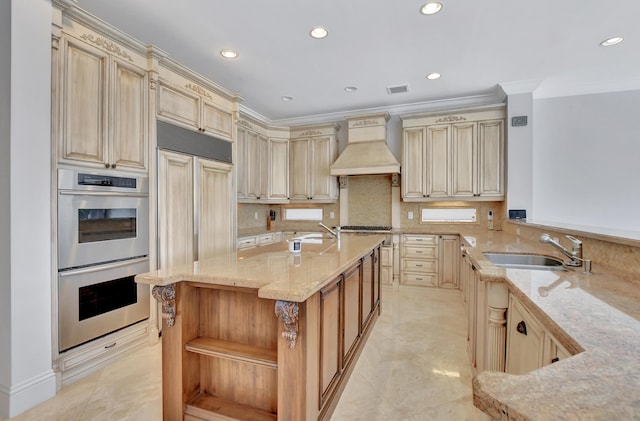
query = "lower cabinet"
xmin=380 ymin=245 xmax=393 ymax=285
xmin=505 ymin=293 xmax=571 ymax=374
xmin=400 ymin=234 xmax=459 ymax=289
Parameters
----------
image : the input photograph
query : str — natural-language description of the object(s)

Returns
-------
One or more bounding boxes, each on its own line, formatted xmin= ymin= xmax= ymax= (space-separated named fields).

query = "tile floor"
xmin=3 ymin=287 xmax=488 ymax=421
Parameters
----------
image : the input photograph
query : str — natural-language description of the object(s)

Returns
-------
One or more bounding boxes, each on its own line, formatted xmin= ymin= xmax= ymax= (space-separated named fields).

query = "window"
xmin=421 ymin=208 xmax=476 ymax=223
xmin=283 ymin=208 xmax=323 ymax=221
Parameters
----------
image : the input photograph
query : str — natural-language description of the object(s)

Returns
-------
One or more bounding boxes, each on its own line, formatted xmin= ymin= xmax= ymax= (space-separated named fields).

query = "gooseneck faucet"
xmin=539 ymin=233 xmax=592 ymax=273
xmin=318 ymin=223 xmax=341 ymax=242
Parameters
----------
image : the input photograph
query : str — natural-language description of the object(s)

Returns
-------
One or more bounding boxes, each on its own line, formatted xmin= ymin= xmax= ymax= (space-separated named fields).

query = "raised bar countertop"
xmin=461 ymin=230 xmax=640 ymax=421
xmin=136 ymin=234 xmax=385 ymax=302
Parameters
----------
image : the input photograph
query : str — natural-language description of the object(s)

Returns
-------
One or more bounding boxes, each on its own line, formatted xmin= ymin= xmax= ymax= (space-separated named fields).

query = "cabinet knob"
xmin=104 ymin=163 xmax=110 ymax=168
xmin=111 ymin=163 xmax=116 ymax=169
xmin=516 ymin=320 xmax=528 ymax=335
xmin=551 ymin=357 xmax=560 ymax=363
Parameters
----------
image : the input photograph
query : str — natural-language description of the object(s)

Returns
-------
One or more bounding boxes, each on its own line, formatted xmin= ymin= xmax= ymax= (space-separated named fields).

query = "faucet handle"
xmin=565 ymin=235 xmax=582 ymax=249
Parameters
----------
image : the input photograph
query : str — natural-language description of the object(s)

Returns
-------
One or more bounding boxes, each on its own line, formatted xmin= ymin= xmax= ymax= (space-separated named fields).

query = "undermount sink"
xmin=483 ymin=252 xmax=566 ymax=271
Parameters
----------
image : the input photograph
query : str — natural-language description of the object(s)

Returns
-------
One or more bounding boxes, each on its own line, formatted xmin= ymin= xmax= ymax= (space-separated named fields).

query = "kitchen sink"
xmin=483 ymin=252 xmax=566 ymax=271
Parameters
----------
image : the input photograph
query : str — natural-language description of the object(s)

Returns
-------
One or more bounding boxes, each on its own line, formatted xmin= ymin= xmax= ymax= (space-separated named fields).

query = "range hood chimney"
xmin=330 ymin=112 xmax=400 ymax=176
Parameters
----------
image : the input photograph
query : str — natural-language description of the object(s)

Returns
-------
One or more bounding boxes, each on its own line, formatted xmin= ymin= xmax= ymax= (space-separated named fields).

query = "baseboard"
xmin=0 ymin=369 xmax=56 ymax=418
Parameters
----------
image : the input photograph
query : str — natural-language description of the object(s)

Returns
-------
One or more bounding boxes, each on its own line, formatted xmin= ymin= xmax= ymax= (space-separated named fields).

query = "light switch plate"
xmin=408 ymin=211 xmax=413 ymax=220
xmin=330 ymin=211 xmax=335 ymax=219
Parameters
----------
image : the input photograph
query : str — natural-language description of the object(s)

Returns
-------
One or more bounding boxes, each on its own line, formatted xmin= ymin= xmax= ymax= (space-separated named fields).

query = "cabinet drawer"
xmin=238 ymin=236 xmax=257 ymax=249
xmin=257 ymin=233 xmax=274 ymax=246
xmin=403 ymin=235 xmax=437 ymax=245
xmin=403 ymin=245 xmax=438 ymax=259
xmin=401 ymin=272 xmax=438 ymax=287
xmin=402 ymin=259 xmax=437 ymax=273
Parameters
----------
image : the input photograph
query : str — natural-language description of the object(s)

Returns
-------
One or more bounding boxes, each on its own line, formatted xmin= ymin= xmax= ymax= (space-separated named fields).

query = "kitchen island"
xmin=136 ymin=234 xmax=384 ymax=421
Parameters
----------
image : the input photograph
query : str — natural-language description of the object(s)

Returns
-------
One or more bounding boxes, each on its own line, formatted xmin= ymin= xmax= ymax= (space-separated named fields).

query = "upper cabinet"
xmin=157 ymin=82 xmax=233 ymax=140
xmin=401 ymin=107 xmax=505 ymax=201
xmin=54 ymin=31 xmax=148 ymax=173
xmin=236 ymin=116 xmax=290 ymax=203
xmin=289 ymin=123 xmax=339 ymax=202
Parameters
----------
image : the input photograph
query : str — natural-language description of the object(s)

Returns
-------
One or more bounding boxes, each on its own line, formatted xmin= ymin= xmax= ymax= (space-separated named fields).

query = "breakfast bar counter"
xmin=136 ymin=234 xmax=384 ymax=421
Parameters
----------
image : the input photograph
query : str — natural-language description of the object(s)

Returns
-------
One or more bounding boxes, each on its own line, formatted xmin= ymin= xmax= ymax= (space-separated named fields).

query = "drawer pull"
xmin=104 ymin=342 xmax=117 ymax=349
xmin=416 ymin=277 xmax=423 ymax=281
xmin=415 ymin=250 xmax=423 ymax=253
xmin=415 ymin=264 xmax=423 ymax=267
xmin=516 ymin=321 xmax=527 ymax=336
xmin=551 ymin=357 xmax=560 ymax=363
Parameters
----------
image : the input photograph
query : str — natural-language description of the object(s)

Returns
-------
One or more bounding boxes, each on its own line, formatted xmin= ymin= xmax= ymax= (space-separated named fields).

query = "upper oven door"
xmin=58 ymin=191 xmax=149 ymax=269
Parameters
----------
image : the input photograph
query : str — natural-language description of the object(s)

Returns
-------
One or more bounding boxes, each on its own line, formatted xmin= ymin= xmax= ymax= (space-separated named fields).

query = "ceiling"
xmin=77 ymin=0 xmax=640 ymax=124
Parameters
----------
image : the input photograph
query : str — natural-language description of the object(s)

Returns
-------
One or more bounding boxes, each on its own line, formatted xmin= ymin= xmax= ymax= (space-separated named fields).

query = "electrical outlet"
xmin=254 ymin=212 xmax=258 ymax=220
xmin=408 ymin=211 xmax=413 ymax=220
xmin=330 ymin=212 xmax=335 ymax=219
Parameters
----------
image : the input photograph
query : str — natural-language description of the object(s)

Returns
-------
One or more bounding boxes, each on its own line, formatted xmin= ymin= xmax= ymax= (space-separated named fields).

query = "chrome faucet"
xmin=539 ymin=233 xmax=592 ymax=273
xmin=318 ymin=223 xmax=341 ymax=242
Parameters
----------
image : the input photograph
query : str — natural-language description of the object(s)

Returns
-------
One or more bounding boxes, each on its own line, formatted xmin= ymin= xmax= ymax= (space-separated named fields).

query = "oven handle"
xmin=58 ymin=190 xmax=149 ymax=198
xmin=58 ymin=256 xmax=149 ymax=277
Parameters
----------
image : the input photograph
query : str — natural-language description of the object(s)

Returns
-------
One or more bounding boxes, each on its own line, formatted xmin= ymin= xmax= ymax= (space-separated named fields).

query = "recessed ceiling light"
xmin=310 ymin=27 xmax=328 ymax=39
xmin=600 ymin=36 xmax=623 ymax=47
xmin=426 ymin=72 xmax=441 ymax=80
xmin=281 ymin=96 xmax=293 ymax=101
xmin=420 ymin=2 xmax=443 ymax=15
xmin=220 ymin=49 xmax=238 ymax=59
xmin=344 ymin=86 xmax=358 ymax=92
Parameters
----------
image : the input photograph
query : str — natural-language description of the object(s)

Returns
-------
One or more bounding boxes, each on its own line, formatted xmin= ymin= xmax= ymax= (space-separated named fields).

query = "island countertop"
xmin=136 ymin=234 xmax=385 ymax=302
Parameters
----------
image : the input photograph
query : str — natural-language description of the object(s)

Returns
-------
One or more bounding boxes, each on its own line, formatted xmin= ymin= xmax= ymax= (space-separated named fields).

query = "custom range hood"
xmin=330 ymin=112 xmax=400 ymax=176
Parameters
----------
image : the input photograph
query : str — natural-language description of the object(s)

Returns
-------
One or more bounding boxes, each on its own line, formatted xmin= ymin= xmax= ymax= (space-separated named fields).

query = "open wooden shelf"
xmin=185 ymin=336 xmax=278 ymax=369
xmin=185 ymin=393 xmax=277 ymax=421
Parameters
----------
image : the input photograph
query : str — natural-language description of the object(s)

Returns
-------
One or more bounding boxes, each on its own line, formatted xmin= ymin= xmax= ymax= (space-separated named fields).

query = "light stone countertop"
xmin=136 ymin=234 xmax=385 ymax=302
xmin=463 ymin=230 xmax=640 ymax=421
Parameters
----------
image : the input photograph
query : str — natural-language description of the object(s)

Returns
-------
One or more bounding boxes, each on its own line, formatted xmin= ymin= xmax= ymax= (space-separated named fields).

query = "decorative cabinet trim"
xmin=352 ymin=119 xmax=379 ymax=127
xmin=185 ymin=83 xmax=213 ymax=99
xmin=80 ymin=33 xmax=133 ymax=62
xmin=237 ymin=119 xmax=255 ymax=130
xmin=275 ymin=300 xmax=300 ymax=349
xmin=297 ymin=129 xmax=322 ymax=137
xmin=435 ymin=115 xmax=467 ymax=123
xmin=152 ymin=285 xmax=176 ymax=327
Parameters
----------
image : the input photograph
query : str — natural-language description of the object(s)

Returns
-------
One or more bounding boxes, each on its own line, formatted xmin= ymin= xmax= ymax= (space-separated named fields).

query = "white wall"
xmin=0 ymin=0 xmax=56 ymax=417
xmin=532 ymin=90 xmax=640 ymax=237
xmin=505 ymin=93 xmax=534 ymax=216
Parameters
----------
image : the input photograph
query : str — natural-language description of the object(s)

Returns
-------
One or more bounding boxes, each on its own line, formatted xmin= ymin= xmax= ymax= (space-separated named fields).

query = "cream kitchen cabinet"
xmin=439 ymin=235 xmax=460 ymax=288
xmin=505 ymin=293 xmax=571 ymax=374
xmin=157 ymin=82 xmax=233 ymax=140
xmin=400 ymin=235 xmax=439 ymax=287
xmin=289 ymin=123 xmax=339 ymax=202
xmin=380 ymin=245 xmax=393 ymax=286
xmin=158 ymin=150 xmax=233 ymax=268
xmin=237 ymin=117 xmax=289 ymax=203
xmin=401 ymin=107 xmax=505 ymax=201
xmin=56 ymin=33 xmax=148 ymax=172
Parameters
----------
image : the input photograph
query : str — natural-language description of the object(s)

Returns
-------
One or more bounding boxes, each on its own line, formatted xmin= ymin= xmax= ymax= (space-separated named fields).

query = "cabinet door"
xmin=202 ymin=100 xmax=233 ymax=139
xmin=245 ymin=131 xmax=260 ymax=199
xmin=157 ymin=84 xmax=200 ymax=130
xmin=197 ymin=158 xmax=233 ymax=259
xmin=342 ymin=264 xmax=361 ymax=365
xmin=61 ymin=37 xmax=108 ymax=166
xmin=361 ymin=252 xmax=374 ymax=330
xmin=506 ymin=294 xmax=545 ymax=374
xmin=439 ymin=235 xmax=460 ymax=289
xmin=320 ymin=278 xmax=342 ymax=405
xmin=478 ymin=119 xmax=504 ymax=197
xmin=236 ymin=127 xmax=248 ymax=198
xmin=451 ymin=122 xmax=477 ymax=197
xmin=258 ymin=135 xmax=269 ymax=199
xmin=310 ymin=136 xmax=336 ymax=200
xmin=402 ymin=128 xmax=426 ymax=198
xmin=269 ymin=138 xmax=289 ymax=200
xmin=158 ymin=150 xmax=194 ymax=268
xmin=426 ymin=125 xmax=451 ymax=198
xmin=110 ymin=59 xmax=147 ymax=171
xmin=289 ymin=138 xmax=311 ymax=200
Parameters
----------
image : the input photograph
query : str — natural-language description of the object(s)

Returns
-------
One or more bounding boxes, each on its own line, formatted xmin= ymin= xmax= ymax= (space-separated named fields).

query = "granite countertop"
xmin=136 ymin=234 xmax=385 ymax=302
xmin=464 ymin=230 xmax=640 ymax=421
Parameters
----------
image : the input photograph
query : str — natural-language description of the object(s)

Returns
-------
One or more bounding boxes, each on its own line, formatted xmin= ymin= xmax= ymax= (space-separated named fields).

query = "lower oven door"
xmin=58 ymin=257 xmax=150 ymax=352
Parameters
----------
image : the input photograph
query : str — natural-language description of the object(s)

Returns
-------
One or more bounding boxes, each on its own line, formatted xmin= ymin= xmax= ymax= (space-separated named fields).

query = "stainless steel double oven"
xmin=57 ymin=168 xmax=150 ymax=352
